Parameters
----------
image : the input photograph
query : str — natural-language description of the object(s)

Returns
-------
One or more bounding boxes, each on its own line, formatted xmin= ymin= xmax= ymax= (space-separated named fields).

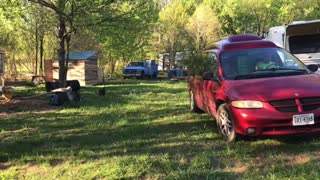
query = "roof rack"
xmin=204 ymin=34 xmax=276 ymax=51
xmin=227 ymin=34 xmax=261 ymax=42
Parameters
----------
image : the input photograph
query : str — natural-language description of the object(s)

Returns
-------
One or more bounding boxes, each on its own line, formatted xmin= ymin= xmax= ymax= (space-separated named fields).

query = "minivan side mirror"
xmin=307 ymin=64 xmax=318 ymax=72
xmin=202 ymin=72 xmax=214 ymax=80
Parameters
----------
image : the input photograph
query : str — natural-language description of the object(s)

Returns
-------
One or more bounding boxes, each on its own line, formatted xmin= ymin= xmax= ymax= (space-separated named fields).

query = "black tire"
xmin=74 ymin=91 xmax=81 ymax=101
xmin=67 ymin=80 xmax=80 ymax=91
xmin=189 ymin=90 xmax=203 ymax=113
xmin=140 ymin=71 xmax=145 ymax=79
xmin=45 ymin=82 xmax=60 ymax=92
xmin=45 ymin=80 xmax=80 ymax=92
xmin=216 ymin=103 xmax=237 ymax=143
xmin=49 ymin=93 xmax=65 ymax=106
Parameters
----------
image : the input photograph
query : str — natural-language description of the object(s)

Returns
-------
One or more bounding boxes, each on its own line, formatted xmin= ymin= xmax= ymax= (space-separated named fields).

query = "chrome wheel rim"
xmin=219 ymin=109 xmax=232 ymax=136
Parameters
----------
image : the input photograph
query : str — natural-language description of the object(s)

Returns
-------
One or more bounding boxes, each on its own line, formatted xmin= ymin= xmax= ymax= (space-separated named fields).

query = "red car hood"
xmin=224 ymin=73 xmax=320 ymax=101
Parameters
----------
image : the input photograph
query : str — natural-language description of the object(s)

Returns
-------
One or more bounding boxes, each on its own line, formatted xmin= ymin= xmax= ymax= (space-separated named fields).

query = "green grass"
xmin=1 ymin=79 xmax=320 ymax=179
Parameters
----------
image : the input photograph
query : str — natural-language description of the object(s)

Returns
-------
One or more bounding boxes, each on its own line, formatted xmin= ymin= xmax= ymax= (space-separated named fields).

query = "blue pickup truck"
xmin=123 ymin=60 xmax=158 ymax=79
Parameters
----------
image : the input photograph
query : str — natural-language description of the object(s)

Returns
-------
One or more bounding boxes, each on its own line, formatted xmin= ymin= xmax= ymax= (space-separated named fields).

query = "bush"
xmin=182 ymin=52 xmax=217 ymax=76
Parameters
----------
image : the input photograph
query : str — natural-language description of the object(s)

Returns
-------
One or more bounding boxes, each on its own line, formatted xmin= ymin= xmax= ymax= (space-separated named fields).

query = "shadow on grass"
xmin=83 ymin=84 xmax=186 ymax=97
xmin=2 ymin=80 xmax=320 ymax=179
xmin=0 ymin=81 xmax=196 ymax=159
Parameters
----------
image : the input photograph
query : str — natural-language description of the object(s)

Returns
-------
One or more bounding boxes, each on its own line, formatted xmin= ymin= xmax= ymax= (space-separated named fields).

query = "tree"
xmin=186 ymin=3 xmax=220 ymax=51
xmin=28 ymin=0 xmax=156 ymax=86
xmin=278 ymin=0 xmax=320 ymax=24
xmin=92 ymin=1 xmax=159 ymax=78
xmin=158 ymin=0 xmax=191 ymax=68
xmin=0 ymin=0 xmax=48 ymax=79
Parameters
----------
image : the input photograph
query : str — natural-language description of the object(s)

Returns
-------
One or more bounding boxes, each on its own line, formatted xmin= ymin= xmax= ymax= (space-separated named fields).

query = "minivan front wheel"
xmin=217 ymin=103 xmax=236 ymax=143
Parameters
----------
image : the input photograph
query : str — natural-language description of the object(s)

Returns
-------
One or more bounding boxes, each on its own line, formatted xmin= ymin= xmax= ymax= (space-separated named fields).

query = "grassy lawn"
xmin=1 ymin=80 xmax=320 ymax=179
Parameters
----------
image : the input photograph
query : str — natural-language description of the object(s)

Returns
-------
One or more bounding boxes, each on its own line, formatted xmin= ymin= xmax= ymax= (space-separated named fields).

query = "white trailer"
xmin=266 ymin=20 xmax=320 ymax=66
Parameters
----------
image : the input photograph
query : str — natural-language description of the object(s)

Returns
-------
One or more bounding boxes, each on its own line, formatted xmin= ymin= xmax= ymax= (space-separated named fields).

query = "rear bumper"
xmin=229 ymin=104 xmax=320 ymax=136
xmin=124 ymin=74 xmax=140 ymax=77
xmin=123 ymin=73 xmax=141 ymax=77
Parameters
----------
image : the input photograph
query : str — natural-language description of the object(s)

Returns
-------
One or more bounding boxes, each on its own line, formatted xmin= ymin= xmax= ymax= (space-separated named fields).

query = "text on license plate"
xmin=292 ymin=113 xmax=315 ymax=126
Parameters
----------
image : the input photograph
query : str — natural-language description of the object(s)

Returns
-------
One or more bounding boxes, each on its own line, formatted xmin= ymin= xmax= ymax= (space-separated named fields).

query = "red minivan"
xmin=188 ymin=34 xmax=320 ymax=142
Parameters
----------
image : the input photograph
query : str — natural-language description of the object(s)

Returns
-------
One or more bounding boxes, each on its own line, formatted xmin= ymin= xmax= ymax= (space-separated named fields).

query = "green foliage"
xmin=0 ymin=1 xmax=57 ymax=79
xmin=205 ymin=0 xmax=320 ymax=36
xmin=94 ymin=1 xmax=159 ymax=77
xmin=155 ymin=0 xmax=222 ymax=70
xmin=2 ymin=0 xmax=320 ymax=80
xmin=182 ymin=52 xmax=217 ymax=76
xmin=186 ymin=3 xmax=220 ymax=51
xmin=158 ymin=0 xmax=191 ymax=53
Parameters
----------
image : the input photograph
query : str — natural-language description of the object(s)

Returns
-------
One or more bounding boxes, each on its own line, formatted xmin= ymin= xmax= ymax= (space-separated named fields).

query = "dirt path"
xmin=0 ymin=95 xmax=61 ymax=118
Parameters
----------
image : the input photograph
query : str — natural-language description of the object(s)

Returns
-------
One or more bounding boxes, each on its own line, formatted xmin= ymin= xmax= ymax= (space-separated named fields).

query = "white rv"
xmin=266 ymin=20 xmax=320 ymax=65
xmin=265 ymin=26 xmax=285 ymax=48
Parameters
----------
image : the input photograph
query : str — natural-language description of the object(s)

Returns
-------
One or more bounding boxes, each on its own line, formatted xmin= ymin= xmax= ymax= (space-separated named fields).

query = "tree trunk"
xmin=169 ymin=50 xmax=176 ymax=69
xmin=39 ymin=8 xmax=45 ymax=76
xmin=35 ymin=22 xmax=38 ymax=76
xmin=13 ymin=55 xmax=17 ymax=81
xmin=58 ymin=16 xmax=67 ymax=87
xmin=109 ymin=53 xmax=115 ymax=78
xmin=65 ymin=33 xmax=71 ymax=81
xmin=39 ymin=33 xmax=44 ymax=76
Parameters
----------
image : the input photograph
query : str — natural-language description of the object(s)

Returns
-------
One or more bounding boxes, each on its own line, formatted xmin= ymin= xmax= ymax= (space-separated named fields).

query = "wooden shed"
xmin=45 ymin=51 xmax=101 ymax=86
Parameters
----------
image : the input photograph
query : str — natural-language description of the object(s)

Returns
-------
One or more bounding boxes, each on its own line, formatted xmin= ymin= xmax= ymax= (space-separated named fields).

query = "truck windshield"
xmin=128 ymin=62 xmax=144 ymax=67
xmin=289 ymin=34 xmax=320 ymax=54
xmin=221 ymin=48 xmax=309 ymax=80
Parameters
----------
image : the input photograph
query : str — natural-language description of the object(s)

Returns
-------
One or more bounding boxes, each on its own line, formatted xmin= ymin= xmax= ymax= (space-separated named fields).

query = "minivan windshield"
xmin=221 ymin=48 xmax=310 ymax=80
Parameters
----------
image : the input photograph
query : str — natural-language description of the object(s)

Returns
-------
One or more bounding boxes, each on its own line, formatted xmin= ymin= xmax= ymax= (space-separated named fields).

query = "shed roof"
xmin=54 ymin=51 xmax=97 ymax=60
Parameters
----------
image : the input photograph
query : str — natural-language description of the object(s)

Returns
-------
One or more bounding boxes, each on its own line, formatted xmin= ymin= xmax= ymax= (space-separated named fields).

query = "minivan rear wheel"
xmin=217 ymin=103 xmax=237 ymax=143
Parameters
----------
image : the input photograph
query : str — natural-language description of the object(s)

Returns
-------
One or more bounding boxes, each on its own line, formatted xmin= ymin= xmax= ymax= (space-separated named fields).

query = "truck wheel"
xmin=189 ymin=90 xmax=203 ymax=113
xmin=216 ymin=103 xmax=237 ymax=143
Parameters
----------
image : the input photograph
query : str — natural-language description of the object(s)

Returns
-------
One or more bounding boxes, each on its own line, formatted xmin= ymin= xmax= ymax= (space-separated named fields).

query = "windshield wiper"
xmin=234 ymin=68 xmax=308 ymax=80
xmin=234 ymin=74 xmax=262 ymax=80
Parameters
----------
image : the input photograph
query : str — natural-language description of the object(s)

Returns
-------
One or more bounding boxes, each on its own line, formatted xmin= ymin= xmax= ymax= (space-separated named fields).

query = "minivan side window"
xmin=207 ymin=53 xmax=218 ymax=76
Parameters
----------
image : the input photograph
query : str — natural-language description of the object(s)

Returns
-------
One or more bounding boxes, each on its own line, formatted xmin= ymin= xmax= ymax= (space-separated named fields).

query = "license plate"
xmin=293 ymin=113 xmax=314 ymax=126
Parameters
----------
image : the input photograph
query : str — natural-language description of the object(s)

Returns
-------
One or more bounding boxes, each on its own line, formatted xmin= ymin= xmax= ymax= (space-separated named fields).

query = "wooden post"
xmin=1 ymin=76 xmax=4 ymax=87
xmin=0 ymin=52 xmax=4 ymax=89
xmin=98 ymin=67 xmax=104 ymax=83
xmin=44 ymin=59 xmax=53 ymax=82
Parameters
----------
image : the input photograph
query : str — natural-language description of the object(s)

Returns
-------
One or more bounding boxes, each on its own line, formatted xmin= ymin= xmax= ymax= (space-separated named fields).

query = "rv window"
xmin=289 ymin=34 xmax=320 ymax=54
